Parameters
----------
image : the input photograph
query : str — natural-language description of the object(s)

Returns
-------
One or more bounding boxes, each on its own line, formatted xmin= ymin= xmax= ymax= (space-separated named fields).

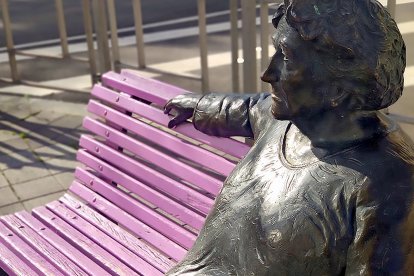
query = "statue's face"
xmin=261 ymin=16 xmax=330 ymax=120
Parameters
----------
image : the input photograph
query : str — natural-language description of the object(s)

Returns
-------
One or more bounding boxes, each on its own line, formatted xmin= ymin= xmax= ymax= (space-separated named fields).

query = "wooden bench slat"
xmin=68 ymin=180 xmax=188 ymax=262
xmin=0 ymin=221 xmax=64 ymax=276
xmin=71 ymin=174 xmax=197 ymax=251
xmin=0 ymin=242 xmax=39 ymax=276
xmin=83 ymin=116 xmax=223 ymax=195
xmin=102 ymin=71 xmax=189 ymax=107
xmin=75 ymin=166 xmax=202 ymax=234
xmin=32 ymin=206 xmax=138 ymax=275
xmin=78 ymin=136 xmax=214 ymax=215
xmin=88 ymin=99 xmax=236 ymax=176
xmin=0 ymin=215 xmax=87 ymax=276
xmin=47 ymin=200 xmax=162 ymax=276
xmin=15 ymin=211 xmax=110 ymax=276
xmin=91 ymin=84 xmax=249 ymax=159
xmin=76 ymin=149 xmax=206 ymax=229
xmin=58 ymin=193 xmax=176 ymax=273
xmin=0 ymin=71 xmax=253 ymax=274
xmin=68 ymin=182 xmax=189 ymax=263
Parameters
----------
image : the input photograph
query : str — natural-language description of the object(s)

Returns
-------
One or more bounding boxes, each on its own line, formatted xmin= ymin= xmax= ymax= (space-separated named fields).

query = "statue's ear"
xmin=333 ymin=44 xmax=355 ymax=60
xmin=318 ymin=34 xmax=355 ymax=60
xmin=272 ymin=4 xmax=285 ymax=28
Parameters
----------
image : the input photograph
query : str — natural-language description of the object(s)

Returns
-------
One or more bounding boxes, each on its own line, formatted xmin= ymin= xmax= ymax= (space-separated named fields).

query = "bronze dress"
xmin=167 ymin=94 xmax=414 ymax=275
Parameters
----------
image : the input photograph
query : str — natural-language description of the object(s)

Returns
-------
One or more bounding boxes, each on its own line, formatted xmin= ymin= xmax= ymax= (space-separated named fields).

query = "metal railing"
xmin=0 ymin=0 xmax=280 ymax=94
xmin=388 ymin=0 xmax=397 ymax=17
xmin=0 ymin=0 xmax=91 ymax=92
xmin=0 ymin=0 xmax=401 ymax=95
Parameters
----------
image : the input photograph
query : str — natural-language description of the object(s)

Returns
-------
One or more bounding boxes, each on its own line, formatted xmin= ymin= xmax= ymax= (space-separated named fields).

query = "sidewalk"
xmin=0 ymin=95 xmax=86 ymax=215
xmin=0 ymin=1 xmax=413 ymax=216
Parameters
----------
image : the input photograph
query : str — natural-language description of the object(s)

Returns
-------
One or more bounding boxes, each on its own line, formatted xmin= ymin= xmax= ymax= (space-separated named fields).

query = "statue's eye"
xmin=283 ymin=53 xmax=289 ymax=62
xmin=281 ymin=45 xmax=290 ymax=61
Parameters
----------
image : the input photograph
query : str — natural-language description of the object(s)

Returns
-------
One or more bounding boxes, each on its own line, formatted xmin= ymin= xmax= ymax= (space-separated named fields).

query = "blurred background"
xmin=0 ymin=1 xmax=412 ymax=97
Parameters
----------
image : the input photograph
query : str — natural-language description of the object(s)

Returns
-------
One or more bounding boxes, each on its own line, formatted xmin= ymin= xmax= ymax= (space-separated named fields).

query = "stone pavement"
xmin=0 ymin=95 xmax=86 ymax=215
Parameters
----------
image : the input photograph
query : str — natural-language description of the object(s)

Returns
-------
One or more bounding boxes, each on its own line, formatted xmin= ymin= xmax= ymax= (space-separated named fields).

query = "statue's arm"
xmin=345 ymin=179 xmax=414 ymax=275
xmin=165 ymin=93 xmax=270 ymax=138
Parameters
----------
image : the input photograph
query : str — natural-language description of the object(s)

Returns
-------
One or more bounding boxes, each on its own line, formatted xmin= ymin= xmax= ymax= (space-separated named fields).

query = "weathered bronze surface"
xmin=164 ymin=1 xmax=413 ymax=275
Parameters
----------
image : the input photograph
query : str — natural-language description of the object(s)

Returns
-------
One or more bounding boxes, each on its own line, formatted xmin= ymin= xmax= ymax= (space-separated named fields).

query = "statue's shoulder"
xmin=328 ymin=125 xmax=414 ymax=193
xmin=374 ymin=125 xmax=414 ymax=171
xmin=348 ymin=126 xmax=414 ymax=203
xmin=351 ymin=123 xmax=414 ymax=167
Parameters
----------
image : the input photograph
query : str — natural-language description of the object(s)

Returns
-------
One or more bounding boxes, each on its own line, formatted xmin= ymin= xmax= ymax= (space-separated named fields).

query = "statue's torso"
xmin=168 ymin=97 xmax=414 ymax=275
xmin=170 ymin=121 xmax=375 ymax=275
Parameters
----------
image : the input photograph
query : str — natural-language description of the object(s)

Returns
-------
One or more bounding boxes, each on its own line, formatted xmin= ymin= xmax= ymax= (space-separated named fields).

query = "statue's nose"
xmin=261 ymin=64 xmax=279 ymax=84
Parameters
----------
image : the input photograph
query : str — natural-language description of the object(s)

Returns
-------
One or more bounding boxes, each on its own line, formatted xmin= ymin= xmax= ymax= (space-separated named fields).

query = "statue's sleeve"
xmin=345 ymin=178 xmax=414 ymax=275
xmin=192 ymin=93 xmax=270 ymax=138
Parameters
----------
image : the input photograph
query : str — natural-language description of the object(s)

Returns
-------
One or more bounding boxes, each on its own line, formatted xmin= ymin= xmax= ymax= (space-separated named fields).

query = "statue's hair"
xmin=273 ymin=0 xmax=406 ymax=110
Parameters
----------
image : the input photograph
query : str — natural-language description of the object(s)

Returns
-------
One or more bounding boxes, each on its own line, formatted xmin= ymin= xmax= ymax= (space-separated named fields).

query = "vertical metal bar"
xmin=230 ymin=0 xmax=240 ymax=93
xmin=0 ymin=0 xmax=19 ymax=82
xmin=241 ymin=0 xmax=257 ymax=93
xmin=55 ymin=0 xmax=69 ymax=57
xmin=197 ymin=0 xmax=209 ymax=93
xmin=260 ymin=1 xmax=270 ymax=92
xmin=132 ymin=0 xmax=146 ymax=68
xmin=387 ymin=0 xmax=396 ymax=18
xmin=107 ymin=0 xmax=121 ymax=72
xmin=82 ymin=0 xmax=98 ymax=84
xmin=92 ymin=0 xmax=111 ymax=73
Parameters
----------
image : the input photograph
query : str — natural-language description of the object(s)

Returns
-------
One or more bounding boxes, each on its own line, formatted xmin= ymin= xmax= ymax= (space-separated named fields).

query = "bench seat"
xmin=0 ymin=70 xmax=250 ymax=275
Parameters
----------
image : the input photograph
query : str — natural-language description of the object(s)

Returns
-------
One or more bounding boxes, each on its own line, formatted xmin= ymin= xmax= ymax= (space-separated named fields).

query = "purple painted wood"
xmin=15 ymin=211 xmax=110 ymax=276
xmin=75 ymin=166 xmax=202 ymax=232
xmin=58 ymin=193 xmax=176 ymax=273
xmin=83 ymin=116 xmax=223 ymax=195
xmin=1 ymin=215 xmax=87 ymax=276
xmin=121 ymin=69 xmax=191 ymax=101
xmin=32 ymin=206 xmax=139 ymax=276
xmin=47 ymin=200 xmax=161 ymax=275
xmin=91 ymin=84 xmax=250 ymax=159
xmin=69 ymin=177 xmax=196 ymax=251
xmin=88 ymin=99 xmax=236 ymax=176
xmin=0 ymin=71 xmax=254 ymax=274
xmin=68 ymin=182 xmax=188 ymax=262
xmin=0 ymin=242 xmax=39 ymax=276
xmin=67 ymin=180 xmax=187 ymax=262
xmin=0 ymin=220 xmax=64 ymax=275
xmin=78 ymin=137 xmax=214 ymax=214
xmin=76 ymin=148 xmax=206 ymax=228
xmin=102 ymin=71 xmax=190 ymax=107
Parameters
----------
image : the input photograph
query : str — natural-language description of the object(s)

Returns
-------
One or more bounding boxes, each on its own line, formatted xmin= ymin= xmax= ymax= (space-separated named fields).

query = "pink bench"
xmin=0 ymin=70 xmax=250 ymax=275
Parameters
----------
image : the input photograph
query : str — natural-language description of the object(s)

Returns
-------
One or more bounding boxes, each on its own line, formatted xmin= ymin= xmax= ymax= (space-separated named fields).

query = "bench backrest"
xmin=0 ymin=70 xmax=251 ymax=275
xmin=70 ymin=70 xmax=248 ymax=273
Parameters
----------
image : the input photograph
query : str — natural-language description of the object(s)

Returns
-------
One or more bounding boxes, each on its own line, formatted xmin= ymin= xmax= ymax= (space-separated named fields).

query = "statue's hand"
xmin=164 ymin=94 xmax=202 ymax=128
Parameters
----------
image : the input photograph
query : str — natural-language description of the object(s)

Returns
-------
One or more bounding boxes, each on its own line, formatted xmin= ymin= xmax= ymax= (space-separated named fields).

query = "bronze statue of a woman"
xmin=164 ymin=0 xmax=414 ymax=274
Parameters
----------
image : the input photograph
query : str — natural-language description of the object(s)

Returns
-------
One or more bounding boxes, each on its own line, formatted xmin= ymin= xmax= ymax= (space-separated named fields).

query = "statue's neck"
xmin=286 ymin=110 xmax=387 ymax=157
xmin=283 ymin=123 xmax=326 ymax=166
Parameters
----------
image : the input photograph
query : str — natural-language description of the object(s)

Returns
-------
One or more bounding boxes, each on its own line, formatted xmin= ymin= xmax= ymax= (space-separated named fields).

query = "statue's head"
xmin=262 ymin=0 xmax=406 ymax=120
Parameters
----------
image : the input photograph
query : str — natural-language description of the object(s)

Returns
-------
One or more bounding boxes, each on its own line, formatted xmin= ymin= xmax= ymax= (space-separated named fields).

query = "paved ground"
xmin=0 ymin=1 xmax=413 ymax=216
xmin=0 ymin=95 xmax=86 ymax=215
